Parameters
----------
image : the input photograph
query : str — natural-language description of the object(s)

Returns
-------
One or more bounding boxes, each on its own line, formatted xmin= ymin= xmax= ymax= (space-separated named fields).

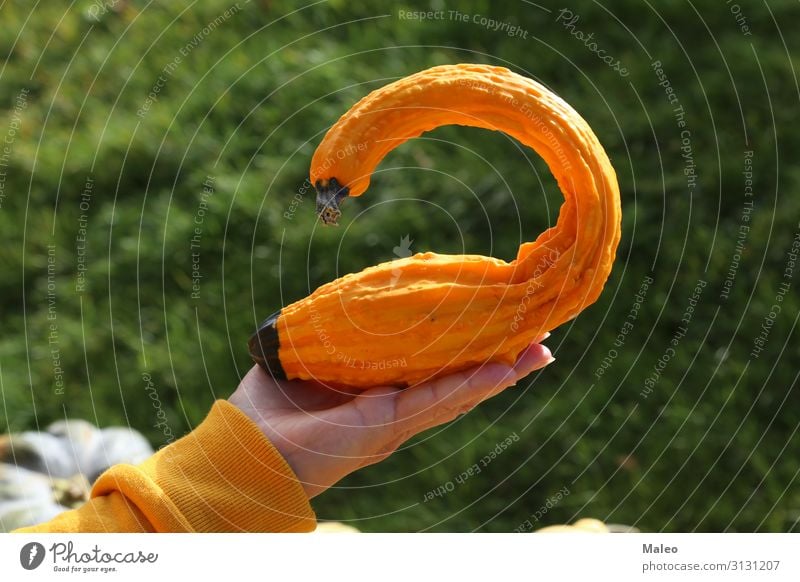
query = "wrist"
xmin=228 ymin=367 xmax=318 ymax=498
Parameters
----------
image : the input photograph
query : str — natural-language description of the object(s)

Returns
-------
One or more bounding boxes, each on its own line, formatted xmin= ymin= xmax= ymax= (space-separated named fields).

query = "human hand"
xmin=229 ymin=337 xmax=554 ymax=498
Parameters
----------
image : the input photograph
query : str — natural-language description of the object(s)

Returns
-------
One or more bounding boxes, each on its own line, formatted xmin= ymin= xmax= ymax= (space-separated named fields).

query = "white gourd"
xmin=0 ymin=419 xmax=153 ymax=532
xmin=0 ymin=465 xmax=72 ymax=532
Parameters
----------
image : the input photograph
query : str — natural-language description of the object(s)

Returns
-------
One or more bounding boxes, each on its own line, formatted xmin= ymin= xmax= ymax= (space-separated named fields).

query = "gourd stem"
xmin=314 ymin=178 xmax=349 ymax=226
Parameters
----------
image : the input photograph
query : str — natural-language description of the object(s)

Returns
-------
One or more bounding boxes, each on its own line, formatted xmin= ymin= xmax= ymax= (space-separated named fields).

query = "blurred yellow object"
xmin=313 ymin=521 xmax=360 ymax=533
xmin=537 ymin=518 xmax=611 ymax=533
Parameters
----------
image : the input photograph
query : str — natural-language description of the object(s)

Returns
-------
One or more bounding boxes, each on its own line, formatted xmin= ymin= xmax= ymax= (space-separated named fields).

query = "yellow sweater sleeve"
xmin=15 ymin=401 xmax=317 ymax=533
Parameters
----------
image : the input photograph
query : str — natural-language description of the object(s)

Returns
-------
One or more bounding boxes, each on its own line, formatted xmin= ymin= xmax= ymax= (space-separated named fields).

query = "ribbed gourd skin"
xmin=254 ymin=64 xmax=621 ymax=388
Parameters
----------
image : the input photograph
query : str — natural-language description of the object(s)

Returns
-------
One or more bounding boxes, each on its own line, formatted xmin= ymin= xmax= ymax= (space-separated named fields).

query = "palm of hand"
xmin=229 ymin=341 xmax=553 ymax=498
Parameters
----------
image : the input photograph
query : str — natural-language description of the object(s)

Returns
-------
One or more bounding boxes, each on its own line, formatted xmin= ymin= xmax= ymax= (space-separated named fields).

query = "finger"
xmin=508 ymin=342 xmax=555 ymax=387
xmin=324 ymin=342 xmax=554 ymax=469
xmin=326 ymin=341 xmax=553 ymax=453
xmin=392 ymin=342 xmax=554 ymax=432
xmin=327 ymin=360 xmax=512 ymax=440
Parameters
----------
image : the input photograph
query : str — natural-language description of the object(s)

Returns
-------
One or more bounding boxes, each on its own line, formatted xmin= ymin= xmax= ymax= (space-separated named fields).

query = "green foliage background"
xmin=1 ymin=0 xmax=798 ymax=531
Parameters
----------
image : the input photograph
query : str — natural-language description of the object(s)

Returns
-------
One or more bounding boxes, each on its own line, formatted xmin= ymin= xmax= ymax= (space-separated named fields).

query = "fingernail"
xmin=542 ymin=332 xmax=551 ymax=340
xmin=545 ymin=356 xmax=556 ymax=366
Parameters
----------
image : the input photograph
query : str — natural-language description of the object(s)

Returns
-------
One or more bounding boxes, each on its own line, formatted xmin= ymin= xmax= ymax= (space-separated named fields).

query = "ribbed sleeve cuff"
xmin=92 ymin=400 xmax=317 ymax=532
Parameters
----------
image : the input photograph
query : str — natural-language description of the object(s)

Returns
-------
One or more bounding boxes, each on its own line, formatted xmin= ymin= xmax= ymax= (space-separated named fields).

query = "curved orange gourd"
xmin=249 ymin=64 xmax=621 ymax=388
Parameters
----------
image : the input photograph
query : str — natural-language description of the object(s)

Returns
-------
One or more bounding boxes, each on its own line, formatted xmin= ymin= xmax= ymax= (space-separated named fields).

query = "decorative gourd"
xmin=250 ymin=63 xmax=621 ymax=388
xmin=0 ymin=465 xmax=76 ymax=533
xmin=0 ymin=420 xmax=153 ymax=532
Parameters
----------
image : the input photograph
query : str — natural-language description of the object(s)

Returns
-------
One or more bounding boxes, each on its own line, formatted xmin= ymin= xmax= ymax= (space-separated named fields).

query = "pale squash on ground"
xmin=0 ymin=420 xmax=153 ymax=532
